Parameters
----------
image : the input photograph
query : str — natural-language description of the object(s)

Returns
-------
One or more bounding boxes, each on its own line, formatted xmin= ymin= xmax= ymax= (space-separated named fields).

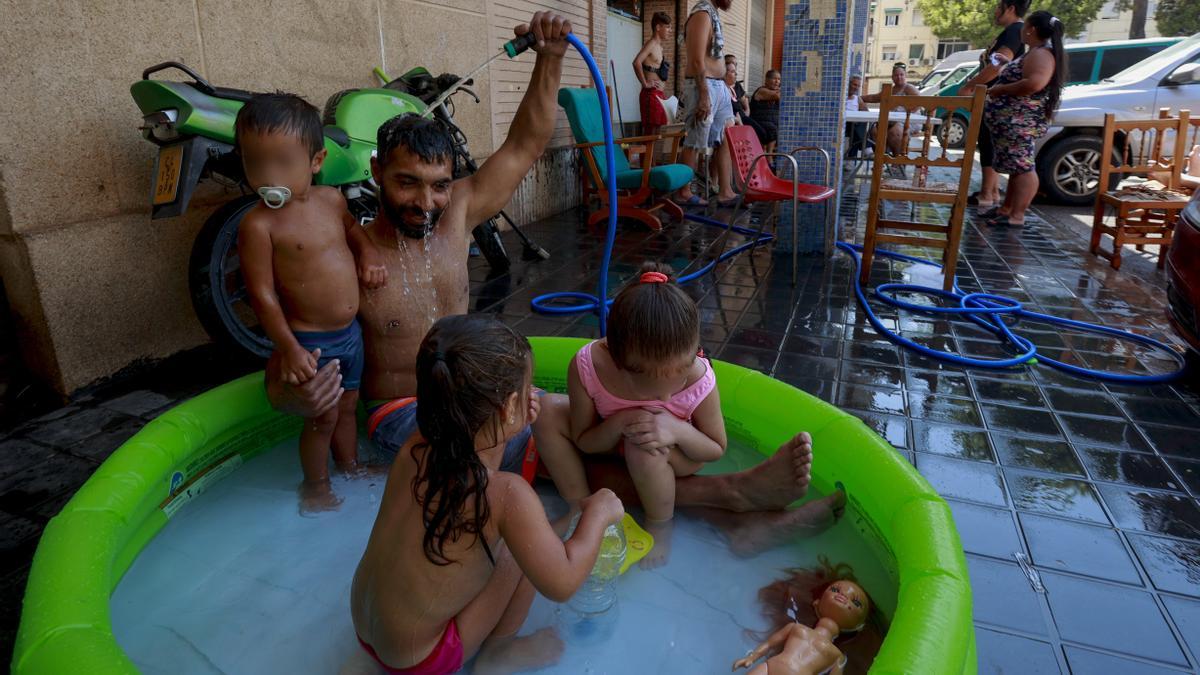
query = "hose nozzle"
xmin=504 ymin=33 xmax=537 ymax=58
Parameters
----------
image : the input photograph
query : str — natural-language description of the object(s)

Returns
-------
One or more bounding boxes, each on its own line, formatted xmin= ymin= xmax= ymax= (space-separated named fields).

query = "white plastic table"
xmin=843 ymin=109 xmax=942 ymax=178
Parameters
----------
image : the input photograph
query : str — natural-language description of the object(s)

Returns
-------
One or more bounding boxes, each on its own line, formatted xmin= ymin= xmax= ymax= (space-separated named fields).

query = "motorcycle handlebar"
xmin=142 ymin=61 xmax=215 ymax=95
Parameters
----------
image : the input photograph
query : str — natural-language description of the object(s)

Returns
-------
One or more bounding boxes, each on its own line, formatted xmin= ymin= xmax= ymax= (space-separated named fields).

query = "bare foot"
xmin=335 ymin=460 xmax=366 ymax=478
xmin=298 ymin=480 xmax=343 ymax=515
xmin=640 ymin=518 xmax=674 ymax=570
xmin=473 ymin=627 xmax=565 ymax=675
xmin=703 ymin=489 xmax=846 ymax=558
xmin=726 ymin=432 xmax=813 ymax=512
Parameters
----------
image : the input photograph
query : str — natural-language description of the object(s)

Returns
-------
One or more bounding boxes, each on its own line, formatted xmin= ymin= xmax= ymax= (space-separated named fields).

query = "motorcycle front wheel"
xmin=188 ymin=195 xmax=274 ymax=360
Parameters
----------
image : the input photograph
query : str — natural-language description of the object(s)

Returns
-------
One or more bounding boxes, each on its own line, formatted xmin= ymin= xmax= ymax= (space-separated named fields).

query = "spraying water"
xmin=418 ymin=33 xmax=538 ymax=118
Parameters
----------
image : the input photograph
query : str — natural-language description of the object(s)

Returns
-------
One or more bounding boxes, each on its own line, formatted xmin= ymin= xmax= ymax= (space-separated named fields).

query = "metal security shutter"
xmin=748 ymin=0 xmax=767 ymax=90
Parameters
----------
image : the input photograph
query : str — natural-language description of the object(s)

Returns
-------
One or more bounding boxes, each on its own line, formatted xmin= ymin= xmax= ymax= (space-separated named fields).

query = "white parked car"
xmin=919 ymin=50 xmax=984 ymax=95
xmin=1035 ymin=33 xmax=1200 ymax=205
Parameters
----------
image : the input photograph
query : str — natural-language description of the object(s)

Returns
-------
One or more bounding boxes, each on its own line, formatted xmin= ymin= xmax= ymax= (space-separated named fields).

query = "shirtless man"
xmin=265 ymin=17 xmax=816 ymax=543
xmin=672 ymin=0 xmax=739 ymax=208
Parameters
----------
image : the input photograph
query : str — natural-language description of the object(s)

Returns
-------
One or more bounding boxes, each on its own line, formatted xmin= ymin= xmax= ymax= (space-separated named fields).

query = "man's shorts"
xmin=294 ymin=321 xmax=364 ymax=390
xmin=682 ymin=77 xmax=735 ymax=149
xmin=366 ymin=397 xmax=540 ymax=484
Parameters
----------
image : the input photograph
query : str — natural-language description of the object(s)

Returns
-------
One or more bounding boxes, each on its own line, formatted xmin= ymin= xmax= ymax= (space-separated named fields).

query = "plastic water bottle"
xmin=565 ymin=517 xmax=626 ymax=615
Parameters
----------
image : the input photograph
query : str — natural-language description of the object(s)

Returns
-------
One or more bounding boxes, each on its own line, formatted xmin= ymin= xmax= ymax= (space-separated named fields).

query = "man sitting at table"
xmin=860 ymin=63 xmax=921 ymax=157
xmin=844 ymin=74 xmax=868 ymax=158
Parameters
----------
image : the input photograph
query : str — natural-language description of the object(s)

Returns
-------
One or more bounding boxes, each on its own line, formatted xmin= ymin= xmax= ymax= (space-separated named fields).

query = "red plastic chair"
xmin=724 ymin=125 xmax=835 ymax=284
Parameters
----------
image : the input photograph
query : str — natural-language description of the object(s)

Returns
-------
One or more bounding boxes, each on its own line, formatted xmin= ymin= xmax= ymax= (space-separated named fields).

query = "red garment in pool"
xmin=357 ymin=620 xmax=464 ymax=675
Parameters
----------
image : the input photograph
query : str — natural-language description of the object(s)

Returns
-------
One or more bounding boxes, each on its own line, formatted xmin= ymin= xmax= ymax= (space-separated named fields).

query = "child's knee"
xmin=308 ymin=408 xmax=339 ymax=434
xmin=625 ymin=446 xmax=669 ymax=474
xmin=533 ymin=394 xmax=570 ymax=434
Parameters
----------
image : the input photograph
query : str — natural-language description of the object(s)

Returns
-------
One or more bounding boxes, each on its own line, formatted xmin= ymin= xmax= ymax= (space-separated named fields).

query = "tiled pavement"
xmin=3 ymin=177 xmax=1200 ymax=671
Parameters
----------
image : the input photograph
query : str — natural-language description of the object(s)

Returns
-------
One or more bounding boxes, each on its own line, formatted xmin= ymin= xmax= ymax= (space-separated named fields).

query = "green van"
xmin=935 ymin=37 xmax=1183 ymax=149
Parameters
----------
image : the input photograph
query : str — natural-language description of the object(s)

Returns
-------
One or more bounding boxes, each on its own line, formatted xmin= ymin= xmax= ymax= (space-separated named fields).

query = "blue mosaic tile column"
xmin=777 ymin=0 xmax=866 ymax=254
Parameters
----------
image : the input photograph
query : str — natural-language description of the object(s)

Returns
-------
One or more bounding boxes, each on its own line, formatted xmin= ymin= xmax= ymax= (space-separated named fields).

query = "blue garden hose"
xmin=836 ymin=242 xmax=1188 ymax=384
xmin=534 ymin=34 xmax=776 ymax=333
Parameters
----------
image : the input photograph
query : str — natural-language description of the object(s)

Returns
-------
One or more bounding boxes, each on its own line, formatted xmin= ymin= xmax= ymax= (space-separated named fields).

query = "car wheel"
xmin=1038 ymin=135 xmax=1116 ymax=206
xmin=940 ymin=114 xmax=968 ymax=150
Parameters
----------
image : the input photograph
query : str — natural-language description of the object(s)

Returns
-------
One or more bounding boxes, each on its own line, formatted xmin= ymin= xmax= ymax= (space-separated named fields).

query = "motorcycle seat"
xmin=323 ymin=126 xmax=351 ymax=148
xmin=208 ymin=85 xmax=258 ymax=103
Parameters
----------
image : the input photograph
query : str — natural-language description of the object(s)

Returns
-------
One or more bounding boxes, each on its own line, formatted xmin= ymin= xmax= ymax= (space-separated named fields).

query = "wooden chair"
xmin=860 ymin=84 xmax=987 ymax=291
xmin=558 ymin=88 xmax=693 ymax=230
xmin=1091 ymin=110 xmax=1191 ymax=270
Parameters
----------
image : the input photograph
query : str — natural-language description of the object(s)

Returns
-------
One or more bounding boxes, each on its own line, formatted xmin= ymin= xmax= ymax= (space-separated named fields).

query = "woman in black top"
xmin=961 ymin=0 xmax=1031 ymax=208
xmin=750 ymin=69 xmax=782 ymax=152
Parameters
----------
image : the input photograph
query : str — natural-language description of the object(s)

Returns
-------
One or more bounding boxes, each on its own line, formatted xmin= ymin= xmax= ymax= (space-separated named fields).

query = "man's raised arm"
xmin=461 ymin=12 xmax=571 ymax=226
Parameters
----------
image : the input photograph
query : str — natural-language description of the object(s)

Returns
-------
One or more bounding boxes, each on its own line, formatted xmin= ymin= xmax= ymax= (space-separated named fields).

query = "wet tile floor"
xmin=2 ymin=179 xmax=1200 ymax=671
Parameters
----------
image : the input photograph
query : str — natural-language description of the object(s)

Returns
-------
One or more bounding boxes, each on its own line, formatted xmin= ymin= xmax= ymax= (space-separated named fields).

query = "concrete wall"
xmin=0 ymin=0 xmax=604 ymax=396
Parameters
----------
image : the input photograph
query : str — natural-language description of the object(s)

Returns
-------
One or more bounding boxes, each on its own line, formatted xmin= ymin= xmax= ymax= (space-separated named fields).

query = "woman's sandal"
xmin=977 ymin=206 xmax=1002 ymax=220
xmin=969 ymin=192 xmax=997 ymax=208
xmin=987 ymin=215 xmax=1023 ymax=227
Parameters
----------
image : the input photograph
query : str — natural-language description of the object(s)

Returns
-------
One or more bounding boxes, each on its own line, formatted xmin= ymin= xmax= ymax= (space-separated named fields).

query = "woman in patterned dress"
xmin=980 ymin=11 xmax=1066 ymax=227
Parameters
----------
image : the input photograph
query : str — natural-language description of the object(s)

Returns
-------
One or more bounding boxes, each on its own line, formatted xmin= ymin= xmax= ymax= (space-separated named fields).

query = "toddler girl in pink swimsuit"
xmin=566 ymin=262 xmax=727 ymax=567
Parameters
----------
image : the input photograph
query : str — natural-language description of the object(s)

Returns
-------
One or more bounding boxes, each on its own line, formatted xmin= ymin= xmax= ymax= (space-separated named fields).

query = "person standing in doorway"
xmin=962 ymin=0 xmax=1030 ymax=209
xmin=634 ymin=11 xmax=673 ymax=138
xmin=672 ymin=0 xmax=739 ymax=209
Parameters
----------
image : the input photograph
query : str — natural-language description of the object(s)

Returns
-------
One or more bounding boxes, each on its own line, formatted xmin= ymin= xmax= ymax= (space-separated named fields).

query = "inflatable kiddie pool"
xmin=13 ymin=337 xmax=976 ymax=674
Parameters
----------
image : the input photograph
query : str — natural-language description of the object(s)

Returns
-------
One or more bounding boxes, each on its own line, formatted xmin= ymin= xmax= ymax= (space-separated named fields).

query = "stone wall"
xmin=0 ymin=0 xmax=604 ymax=395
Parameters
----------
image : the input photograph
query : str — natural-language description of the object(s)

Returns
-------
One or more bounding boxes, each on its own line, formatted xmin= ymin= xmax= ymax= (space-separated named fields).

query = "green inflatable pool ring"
xmin=12 ymin=337 xmax=975 ymax=674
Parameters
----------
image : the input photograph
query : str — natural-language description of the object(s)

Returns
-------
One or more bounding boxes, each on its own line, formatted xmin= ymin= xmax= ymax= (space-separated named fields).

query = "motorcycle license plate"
xmin=152 ymin=144 xmax=185 ymax=206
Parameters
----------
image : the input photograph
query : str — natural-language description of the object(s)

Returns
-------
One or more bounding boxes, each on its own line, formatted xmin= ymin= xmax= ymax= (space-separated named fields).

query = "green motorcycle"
xmin=131 ymin=61 xmax=546 ymax=359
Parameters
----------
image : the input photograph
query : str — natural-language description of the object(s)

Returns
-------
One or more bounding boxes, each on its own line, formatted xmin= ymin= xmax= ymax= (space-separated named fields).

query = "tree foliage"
xmin=1156 ymin=0 xmax=1200 ymax=37
xmin=918 ymin=0 xmax=1104 ymax=47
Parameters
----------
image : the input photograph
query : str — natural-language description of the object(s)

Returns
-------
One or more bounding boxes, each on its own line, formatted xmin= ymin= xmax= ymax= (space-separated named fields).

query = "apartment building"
xmin=1069 ymin=0 xmax=1164 ymax=42
xmin=864 ymin=0 xmax=970 ymax=93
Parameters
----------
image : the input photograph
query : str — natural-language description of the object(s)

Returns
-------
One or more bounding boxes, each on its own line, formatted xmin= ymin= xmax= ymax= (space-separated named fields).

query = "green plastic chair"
xmin=558 ymin=87 xmax=693 ymax=230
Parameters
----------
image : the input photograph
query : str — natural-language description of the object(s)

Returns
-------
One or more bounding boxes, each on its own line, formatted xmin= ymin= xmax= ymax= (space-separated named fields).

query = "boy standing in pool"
xmin=236 ymin=93 xmax=388 ymax=513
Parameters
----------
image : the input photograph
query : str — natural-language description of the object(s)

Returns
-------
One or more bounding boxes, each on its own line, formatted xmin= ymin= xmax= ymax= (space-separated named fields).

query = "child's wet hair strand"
xmin=411 ymin=314 xmax=532 ymax=566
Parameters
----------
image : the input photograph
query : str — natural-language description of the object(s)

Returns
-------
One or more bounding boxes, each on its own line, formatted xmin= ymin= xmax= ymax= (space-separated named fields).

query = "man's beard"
xmin=381 ymin=198 xmax=445 ymax=239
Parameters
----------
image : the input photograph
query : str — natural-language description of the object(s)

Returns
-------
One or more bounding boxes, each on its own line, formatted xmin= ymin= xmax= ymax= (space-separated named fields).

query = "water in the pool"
xmin=111 ymin=439 xmax=893 ymax=674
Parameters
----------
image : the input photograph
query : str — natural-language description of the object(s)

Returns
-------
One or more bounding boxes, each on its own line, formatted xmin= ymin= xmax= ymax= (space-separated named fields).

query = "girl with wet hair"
xmin=562 ymin=261 xmax=728 ymax=568
xmin=350 ymin=314 xmax=624 ymax=675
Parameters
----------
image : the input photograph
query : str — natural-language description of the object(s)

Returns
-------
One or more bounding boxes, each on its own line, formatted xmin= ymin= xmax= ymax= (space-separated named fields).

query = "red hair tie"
xmin=640 ymin=271 xmax=669 ymax=284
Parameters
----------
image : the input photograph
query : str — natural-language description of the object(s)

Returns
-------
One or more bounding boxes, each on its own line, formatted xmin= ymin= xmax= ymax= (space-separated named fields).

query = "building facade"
xmin=1068 ymin=0 xmax=1164 ymax=42
xmin=863 ymin=0 xmax=969 ymax=92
